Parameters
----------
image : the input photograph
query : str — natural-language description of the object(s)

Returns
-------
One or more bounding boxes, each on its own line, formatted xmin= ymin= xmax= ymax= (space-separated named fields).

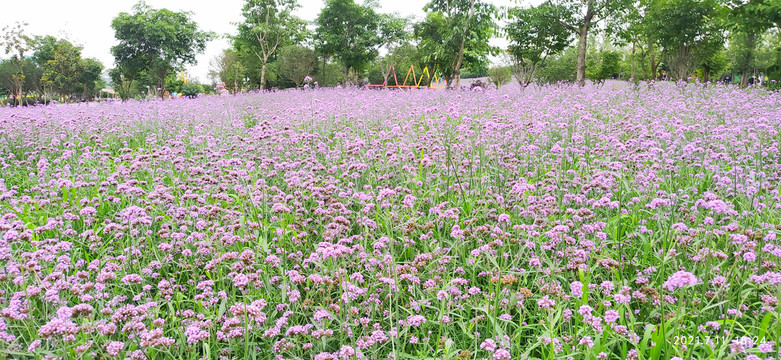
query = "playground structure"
xmin=365 ymin=65 xmax=448 ymax=89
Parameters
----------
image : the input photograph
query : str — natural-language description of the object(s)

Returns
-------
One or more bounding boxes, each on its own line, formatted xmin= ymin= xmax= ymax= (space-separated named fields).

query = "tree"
xmin=646 ymin=0 xmax=723 ymax=81
xmin=111 ymin=1 xmax=211 ymax=99
xmin=540 ymin=0 xmax=631 ymax=86
xmin=537 ymin=46 xmax=578 ymax=83
xmin=417 ymin=0 xmax=497 ymax=88
xmin=315 ymin=0 xmax=381 ymax=84
xmin=28 ymin=36 xmax=104 ymax=101
xmin=41 ymin=39 xmax=83 ymax=99
xmin=376 ymin=13 xmax=412 ymax=86
xmin=768 ymin=46 xmax=781 ymax=89
xmin=754 ymin=29 xmax=781 ymax=81
xmin=235 ymin=0 xmax=306 ymax=90
xmin=505 ymin=4 xmax=571 ymax=87
xmin=724 ymin=0 xmax=778 ymax=87
xmin=586 ymin=50 xmax=621 ymax=84
xmin=0 ymin=58 xmax=41 ymax=99
xmin=32 ymin=35 xmax=59 ymax=67
xmin=414 ymin=12 xmax=450 ymax=81
xmin=369 ymin=42 xmax=422 ymax=86
xmin=209 ymin=49 xmax=247 ymax=93
xmin=487 ymin=65 xmax=512 ymax=88
xmin=606 ymin=0 xmax=656 ymax=82
xmin=1 ymin=22 xmax=34 ymax=105
xmin=78 ymin=58 xmax=105 ymax=99
xmin=278 ymin=45 xmax=317 ymax=87
xmin=698 ymin=47 xmax=726 ymax=82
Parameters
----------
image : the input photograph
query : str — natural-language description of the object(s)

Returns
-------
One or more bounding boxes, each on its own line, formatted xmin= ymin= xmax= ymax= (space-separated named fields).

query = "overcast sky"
xmin=1 ymin=0 xmax=542 ymax=84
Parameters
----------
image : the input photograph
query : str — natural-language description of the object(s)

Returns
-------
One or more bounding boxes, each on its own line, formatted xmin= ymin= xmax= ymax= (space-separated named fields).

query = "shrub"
xmin=180 ymin=83 xmax=204 ymax=98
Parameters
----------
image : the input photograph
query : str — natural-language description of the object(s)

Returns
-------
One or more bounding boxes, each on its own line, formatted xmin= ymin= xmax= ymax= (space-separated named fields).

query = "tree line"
xmin=217 ymin=0 xmax=781 ymax=91
xmin=2 ymin=0 xmax=781 ymax=104
xmin=1 ymin=23 xmax=106 ymax=105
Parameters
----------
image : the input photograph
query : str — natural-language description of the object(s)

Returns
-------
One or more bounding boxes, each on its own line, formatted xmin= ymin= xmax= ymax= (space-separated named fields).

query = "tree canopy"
xmin=315 ymin=0 xmax=381 ymax=84
xmin=417 ymin=0 xmax=497 ymax=88
xmin=111 ymin=1 xmax=211 ymax=99
xmin=505 ymin=5 xmax=571 ymax=86
xmin=235 ymin=0 xmax=306 ymax=89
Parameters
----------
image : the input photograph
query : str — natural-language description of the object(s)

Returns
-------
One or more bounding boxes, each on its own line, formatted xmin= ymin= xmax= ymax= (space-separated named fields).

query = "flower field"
xmin=1 ymin=84 xmax=780 ymax=360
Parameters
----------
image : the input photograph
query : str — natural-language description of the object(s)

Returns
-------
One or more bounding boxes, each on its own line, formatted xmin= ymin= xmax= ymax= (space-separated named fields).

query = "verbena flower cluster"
xmin=0 ymin=83 xmax=780 ymax=360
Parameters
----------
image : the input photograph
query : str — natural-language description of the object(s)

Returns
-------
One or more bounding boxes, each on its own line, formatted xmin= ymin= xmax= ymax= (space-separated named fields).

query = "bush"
xmin=180 ymin=83 xmax=204 ymax=98
xmin=367 ymin=68 xmax=385 ymax=85
xmin=537 ymin=47 xmax=577 ymax=83
xmin=488 ymin=66 xmax=512 ymax=88
xmin=767 ymin=47 xmax=781 ymax=90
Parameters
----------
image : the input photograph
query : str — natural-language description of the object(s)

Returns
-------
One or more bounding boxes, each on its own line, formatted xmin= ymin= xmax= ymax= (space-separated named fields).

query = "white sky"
xmin=0 ymin=0 xmax=542 ymax=83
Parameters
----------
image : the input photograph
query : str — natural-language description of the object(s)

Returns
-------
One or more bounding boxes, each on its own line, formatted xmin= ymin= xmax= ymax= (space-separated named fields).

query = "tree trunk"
xmin=345 ymin=67 xmax=351 ymax=85
xmin=649 ymin=40 xmax=657 ymax=80
xmin=631 ymin=41 xmax=636 ymax=82
xmin=451 ymin=0 xmax=474 ymax=90
xmin=576 ymin=26 xmax=588 ymax=86
xmin=382 ymin=59 xmax=391 ymax=86
xmin=159 ymin=80 xmax=166 ymax=100
xmin=452 ymin=39 xmax=466 ymax=89
xmin=260 ymin=62 xmax=267 ymax=90
xmin=703 ymin=67 xmax=710 ymax=83
xmin=739 ymin=32 xmax=756 ymax=89
xmin=157 ymin=67 xmax=167 ymax=100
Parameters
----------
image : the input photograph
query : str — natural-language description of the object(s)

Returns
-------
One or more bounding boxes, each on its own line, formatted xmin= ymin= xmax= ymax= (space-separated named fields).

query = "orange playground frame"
xmin=365 ymin=65 xmax=447 ymax=89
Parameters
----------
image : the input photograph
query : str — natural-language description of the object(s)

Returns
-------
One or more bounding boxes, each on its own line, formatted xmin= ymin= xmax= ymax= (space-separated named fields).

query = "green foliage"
xmin=164 ymin=72 xmax=185 ymax=93
xmin=315 ymin=0 xmax=381 ymax=83
xmin=23 ymin=36 xmax=107 ymax=100
xmin=231 ymin=50 xmax=265 ymax=89
xmin=0 ymin=58 xmax=41 ymax=96
xmin=278 ymin=45 xmax=317 ymax=87
xmin=587 ymin=50 xmax=622 ymax=83
xmin=698 ymin=46 xmax=727 ymax=82
xmin=417 ymin=0 xmax=497 ymax=87
xmin=725 ymin=0 xmax=777 ymax=35
xmin=373 ymin=13 xmax=413 ymax=85
xmin=646 ymin=0 xmax=724 ymax=80
xmin=41 ymin=39 xmax=83 ymax=98
xmin=1 ymin=22 xmax=35 ymax=104
xmin=311 ymin=60 xmax=346 ymax=87
xmin=460 ymin=63 xmax=488 ymax=78
xmin=31 ymin=35 xmax=59 ymax=68
xmin=768 ymin=47 xmax=781 ymax=88
xmin=506 ymin=5 xmax=571 ymax=66
xmin=111 ymin=1 xmax=211 ymax=99
xmin=754 ymin=29 xmax=781 ymax=71
xmin=414 ymin=11 xmax=448 ymax=74
xmin=719 ymin=1 xmax=780 ymax=87
xmin=541 ymin=0 xmax=633 ymax=85
xmin=234 ymin=0 xmax=306 ymax=89
xmin=487 ymin=66 xmax=511 ymax=87
xmin=209 ymin=49 xmax=248 ymax=92
xmin=367 ymin=67 xmax=384 ymax=85
xmin=537 ymin=47 xmax=578 ymax=83
xmin=505 ymin=4 xmax=571 ymax=85
xmin=78 ymin=59 xmax=105 ymax=100
xmin=378 ymin=13 xmax=411 ymax=51
xmin=369 ymin=43 xmax=423 ymax=86
xmin=605 ymin=1 xmax=661 ymax=81
xmin=179 ymin=83 xmax=204 ymax=98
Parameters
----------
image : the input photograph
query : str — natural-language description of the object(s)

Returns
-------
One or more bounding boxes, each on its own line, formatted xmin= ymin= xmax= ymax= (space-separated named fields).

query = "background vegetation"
xmin=1 ymin=0 xmax=781 ymax=104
